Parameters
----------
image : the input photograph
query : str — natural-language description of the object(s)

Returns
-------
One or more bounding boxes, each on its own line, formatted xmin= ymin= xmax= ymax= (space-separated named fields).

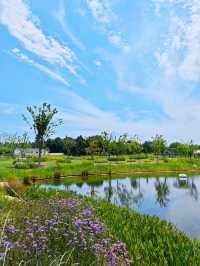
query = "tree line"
xmin=45 ymin=134 xmax=199 ymax=157
xmin=0 ymin=103 xmax=199 ymax=159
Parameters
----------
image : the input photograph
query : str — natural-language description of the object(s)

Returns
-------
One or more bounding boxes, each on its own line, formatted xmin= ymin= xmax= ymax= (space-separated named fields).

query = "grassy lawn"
xmin=1 ymin=155 xmax=200 ymax=181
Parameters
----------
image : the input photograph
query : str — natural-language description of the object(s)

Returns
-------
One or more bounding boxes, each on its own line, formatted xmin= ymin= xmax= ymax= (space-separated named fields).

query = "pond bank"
xmin=32 ymin=168 xmax=200 ymax=182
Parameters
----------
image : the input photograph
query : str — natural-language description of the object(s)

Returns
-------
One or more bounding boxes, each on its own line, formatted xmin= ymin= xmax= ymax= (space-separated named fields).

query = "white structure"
xmin=14 ymin=148 xmax=49 ymax=156
xmin=48 ymin=153 xmax=64 ymax=156
xmin=194 ymin=150 xmax=200 ymax=156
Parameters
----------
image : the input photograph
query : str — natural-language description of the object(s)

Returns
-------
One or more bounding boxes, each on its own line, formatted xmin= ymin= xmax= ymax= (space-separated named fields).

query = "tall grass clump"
xmin=93 ymin=200 xmax=200 ymax=266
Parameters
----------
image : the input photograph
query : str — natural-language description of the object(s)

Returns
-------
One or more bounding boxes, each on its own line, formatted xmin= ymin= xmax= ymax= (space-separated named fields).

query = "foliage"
xmin=24 ymin=189 xmax=200 ymax=265
xmin=93 ymin=200 xmax=200 ymax=266
xmin=23 ymin=103 xmax=62 ymax=165
xmin=0 ymin=196 xmax=131 ymax=266
xmin=108 ymin=157 xmax=126 ymax=162
xmin=152 ymin=135 xmax=167 ymax=156
xmin=13 ymin=159 xmax=37 ymax=169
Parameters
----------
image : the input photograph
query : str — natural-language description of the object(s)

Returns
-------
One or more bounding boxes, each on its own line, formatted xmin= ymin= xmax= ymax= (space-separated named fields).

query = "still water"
xmin=40 ymin=176 xmax=200 ymax=240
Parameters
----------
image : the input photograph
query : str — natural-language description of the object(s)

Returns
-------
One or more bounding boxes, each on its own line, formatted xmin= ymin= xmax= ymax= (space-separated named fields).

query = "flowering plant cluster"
xmin=0 ymin=197 xmax=131 ymax=265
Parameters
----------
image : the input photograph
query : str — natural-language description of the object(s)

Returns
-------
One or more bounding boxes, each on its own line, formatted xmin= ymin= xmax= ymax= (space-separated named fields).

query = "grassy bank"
xmin=1 ymin=187 xmax=200 ymax=265
xmin=1 ymin=156 xmax=200 ymax=181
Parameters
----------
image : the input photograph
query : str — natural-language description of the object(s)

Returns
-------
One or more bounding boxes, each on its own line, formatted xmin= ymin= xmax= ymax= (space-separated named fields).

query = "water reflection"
xmin=155 ymin=178 xmax=170 ymax=207
xmin=40 ymin=175 xmax=200 ymax=240
xmin=173 ymin=177 xmax=198 ymax=201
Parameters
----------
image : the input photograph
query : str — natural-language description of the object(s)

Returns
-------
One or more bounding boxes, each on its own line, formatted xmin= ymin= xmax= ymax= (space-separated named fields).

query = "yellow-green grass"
xmin=1 ymin=156 xmax=200 ymax=181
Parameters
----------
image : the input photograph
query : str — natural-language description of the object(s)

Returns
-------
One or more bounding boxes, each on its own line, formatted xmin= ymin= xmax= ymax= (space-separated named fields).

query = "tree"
xmin=23 ymin=103 xmax=62 ymax=165
xmin=127 ymin=136 xmax=143 ymax=154
xmin=86 ymin=135 xmax=103 ymax=156
xmin=101 ymin=131 xmax=113 ymax=156
xmin=143 ymin=141 xmax=153 ymax=154
xmin=152 ymin=135 xmax=166 ymax=156
xmin=17 ymin=132 xmax=31 ymax=157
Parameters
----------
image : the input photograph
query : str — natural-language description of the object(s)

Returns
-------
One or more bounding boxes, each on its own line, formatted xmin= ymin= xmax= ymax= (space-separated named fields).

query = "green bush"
xmin=13 ymin=161 xmax=37 ymax=169
xmin=94 ymin=159 xmax=108 ymax=163
xmin=54 ymin=171 xmax=62 ymax=180
xmin=22 ymin=176 xmax=32 ymax=185
xmin=56 ymin=158 xmax=72 ymax=163
xmin=128 ymin=154 xmax=147 ymax=160
xmin=108 ymin=157 xmax=126 ymax=162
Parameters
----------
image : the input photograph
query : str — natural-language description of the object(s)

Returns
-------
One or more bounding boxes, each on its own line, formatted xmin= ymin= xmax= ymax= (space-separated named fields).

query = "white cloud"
xmin=86 ymin=0 xmax=129 ymax=51
xmin=12 ymin=48 xmax=70 ymax=87
xmin=153 ymin=0 xmax=200 ymax=82
xmin=94 ymin=60 xmax=102 ymax=67
xmin=0 ymin=0 xmax=79 ymax=76
xmin=0 ymin=102 xmax=17 ymax=115
xmin=86 ymin=0 xmax=115 ymax=24
xmin=55 ymin=0 xmax=86 ymax=51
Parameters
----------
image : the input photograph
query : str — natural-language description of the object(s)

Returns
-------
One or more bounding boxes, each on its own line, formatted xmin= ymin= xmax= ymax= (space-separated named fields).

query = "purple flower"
xmin=0 ymin=253 xmax=5 ymax=260
xmin=6 ymin=224 xmax=17 ymax=234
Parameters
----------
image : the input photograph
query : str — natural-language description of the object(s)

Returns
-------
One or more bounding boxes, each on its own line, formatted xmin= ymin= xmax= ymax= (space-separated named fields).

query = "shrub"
xmin=13 ymin=159 xmax=37 ymax=169
xmin=127 ymin=159 xmax=136 ymax=163
xmin=128 ymin=154 xmax=147 ymax=160
xmin=81 ymin=170 xmax=89 ymax=177
xmin=22 ymin=176 xmax=32 ymax=185
xmin=94 ymin=159 xmax=108 ymax=163
xmin=54 ymin=171 xmax=62 ymax=180
xmin=108 ymin=157 xmax=126 ymax=162
xmin=6 ymin=177 xmax=25 ymax=198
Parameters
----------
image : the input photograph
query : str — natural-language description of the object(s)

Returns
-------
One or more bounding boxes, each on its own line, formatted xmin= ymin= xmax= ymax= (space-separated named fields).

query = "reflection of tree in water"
xmin=155 ymin=178 xmax=170 ymax=207
xmin=88 ymin=180 xmax=103 ymax=198
xmin=173 ymin=177 xmax=198 ymax=201
xmin=112 ymin=178 xmax=144 ymax=208
xmin=104 ymin=178 xmax=113 ymax=202
xmin=190 ymin=180 xmax=198 ymax=201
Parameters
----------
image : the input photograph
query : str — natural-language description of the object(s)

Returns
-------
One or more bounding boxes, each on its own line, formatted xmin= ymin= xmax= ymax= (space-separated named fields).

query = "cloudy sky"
xmin=0 ymin=0 xmax=200 ymax=142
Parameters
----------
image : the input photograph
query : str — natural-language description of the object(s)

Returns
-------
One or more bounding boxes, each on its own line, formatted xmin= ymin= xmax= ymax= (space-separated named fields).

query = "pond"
xmin=40 ymin=175 xmax=200 ymax=240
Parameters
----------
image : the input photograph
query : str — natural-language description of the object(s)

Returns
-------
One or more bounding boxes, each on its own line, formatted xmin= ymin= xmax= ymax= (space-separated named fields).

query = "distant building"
xmin=48 ymin=153 xmax=64 ymax=156
xmin=14 ymin=148 xmax=49 ymax=156
xmin=194 ymin=150 xmax=200 ymax=157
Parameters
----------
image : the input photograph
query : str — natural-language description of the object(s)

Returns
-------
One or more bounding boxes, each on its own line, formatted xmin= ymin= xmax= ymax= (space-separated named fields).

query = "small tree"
xmin=23 ymin=103 xmax=62 ymax=166
xmin=152 ymin=135 xmax=166 ymax=158
xmin=18 ymin=132 xmax=31 ymax=157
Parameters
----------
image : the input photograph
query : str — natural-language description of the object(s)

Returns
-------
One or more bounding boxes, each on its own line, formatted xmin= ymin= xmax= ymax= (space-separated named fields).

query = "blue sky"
xmin=1 ymin=0 xmax=200 ymax=142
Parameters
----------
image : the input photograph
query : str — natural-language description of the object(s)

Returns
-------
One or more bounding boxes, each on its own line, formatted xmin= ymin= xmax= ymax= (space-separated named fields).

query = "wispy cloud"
xmin=55 ymin=0 xmax=86 ymax=51
xmin=153 ymin=0 xmax=200 ymax=82
xmin=11 ymin=48 xmax=70 ymax=87
xmin=86 ymin=0 xmax=129 ymax=52
xmin=0 ymin=102 xmax=17 ymax=115
xmin=0 ymin=0 xmax=79 ymax=76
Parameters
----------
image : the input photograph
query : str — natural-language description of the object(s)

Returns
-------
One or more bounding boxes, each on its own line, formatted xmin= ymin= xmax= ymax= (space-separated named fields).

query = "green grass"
xmin=1 ymin=156 xmax=200 ymax=181
xmin=22 ymin=188 xmax=200 ymax=265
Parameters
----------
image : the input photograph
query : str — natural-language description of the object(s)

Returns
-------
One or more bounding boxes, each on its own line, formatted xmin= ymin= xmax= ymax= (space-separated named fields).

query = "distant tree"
xmin=127 ymin=136 xmax=143 ymax=154
xmin=23 ymin=103 xmax=62 ymax=165
xmin=187 ymin=140 xmax=197 ymax=158
xmin=101 ymin=131 xmax=113 ymax=156
xmin=152 ymin=135 xmax=166 ymax=156
xmin=74 ymin=136 xmax=87 ymax=156
xmin=63 ymin=137 xmax=76 ymax=155
xmin=3 ymin=133 xmax=19 ymax=157
xmin=86 ymin=135 xmax=103 ymax=156
xmin=17 ymin=132 xmax=31 ymax=157
xmin=143 ymin=141 xmax=153 ymax=154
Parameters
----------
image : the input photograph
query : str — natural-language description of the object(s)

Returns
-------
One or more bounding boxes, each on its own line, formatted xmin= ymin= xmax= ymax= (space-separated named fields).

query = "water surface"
xmin=40 ymin=176 xmax=200 ymax=240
